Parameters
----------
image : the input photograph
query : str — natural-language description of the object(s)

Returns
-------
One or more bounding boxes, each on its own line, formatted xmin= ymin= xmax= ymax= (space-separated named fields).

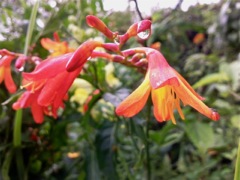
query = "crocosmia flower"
xmin=12 ymin=90 xmax=64 ymax=124
xmin=0 ymin=54 xmax=17 ymax=93
xmin=13 ymin=40 xmax=105 ymax=123
xmin=13 ymin=53 xmax=81 ymax=123
xmin=41 ymin=32 xmax=75 ymax=57
xmin=116 ymin=48 xmax=219 ymax=124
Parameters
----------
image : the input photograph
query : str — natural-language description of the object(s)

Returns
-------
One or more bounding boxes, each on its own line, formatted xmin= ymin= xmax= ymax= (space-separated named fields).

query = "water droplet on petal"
xmin=87 ymin=56 xmax=92 ymax=61
xmin=18 ymin=66 xmax=24 ymax=72
xmin=137 ymin=29 xmax=150 ymax=40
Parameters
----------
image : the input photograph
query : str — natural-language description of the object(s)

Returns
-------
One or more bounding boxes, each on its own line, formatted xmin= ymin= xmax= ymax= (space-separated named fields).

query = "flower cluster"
xmin=0 ymin=15 xmax=220 ymax=124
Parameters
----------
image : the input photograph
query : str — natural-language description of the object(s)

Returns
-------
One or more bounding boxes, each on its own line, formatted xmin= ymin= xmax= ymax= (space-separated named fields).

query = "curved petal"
xmin=41 ymin=38 xmax=58 ymax=50
xmin=66 ymin=40 xmax=102 ymax=72
xmin=12 ymin=92 xmax=31 ymax=109
xmin=116 ymin=75 xmax=151 ymax=117
xmin=172 ymin=68 xmax=204 ymax=100
xmin=31 ymin=101 xmax=44 ymax=124
xmin=38 ymin=67 xmax=82 ymax=107
xmin=4 ymin=67 xmax=16 ymax=93
xmin=52 ymin=67 xmax=82 ymax=108
xmin=0 ymin=55 xmax=14 ymax=66
xmin=12 ymin=91 xmax=40 ymax=109
xmin=0 ymin=67 xmax=5 ymax=83
xmin=174 ymin=78 xmax=220 ymax=121
xmin=86 ymin=15 xmax=115 ymax=40
xmin=23 ymin=53 xmax=72 ymax=80
xmin=151 ymin=87 xmax=170 ymax=122
xmin=148 ymin=51 xmax=179 ymax=89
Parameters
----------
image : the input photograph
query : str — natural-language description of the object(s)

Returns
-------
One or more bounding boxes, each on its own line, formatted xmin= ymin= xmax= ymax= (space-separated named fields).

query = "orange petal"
xmin=4 ymin=67 xmax=16 ymax=93
xmin=31 ymin=101 xmax=44 ymax=124
xmin=116 ymin=75 xmax=151 ymax=117
xmin=172 ymin=68 xmax=204 ymax=100
xmin=66 ymin=40 xmax=102 ymax=72
xmin=174 ymin=78 xmax=219 ymax=121
xmin=151 ymin=87 xmax=170 ymax=122
xmin=41 ymin=38 xmax=57 ymax=50
xmin=0 ymin=67 xmax=5 ymax=83
xmin=86 ymin=15 xmax=115 ymax=40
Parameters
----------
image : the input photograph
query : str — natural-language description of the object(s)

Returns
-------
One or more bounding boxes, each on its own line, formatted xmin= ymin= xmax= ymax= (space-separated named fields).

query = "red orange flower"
xmin=13 ymin=40 xmax=104 ymax=123
xmin=116 ymin=48 xmax=219 ymax=124
xmin=193 ymin=33 xmax=205 ymax=45
xmin=13 ymin=53 xmax=78 ymax=123
xmin=86 ymin=15 xmax=152 ymax=46
xmin=0 ymin=53 xmax=17 ymax=93
xmin=41 ymin=32 xmax=75 ymax=57
xmin=12 ymin=90 xmax=64 ymax=124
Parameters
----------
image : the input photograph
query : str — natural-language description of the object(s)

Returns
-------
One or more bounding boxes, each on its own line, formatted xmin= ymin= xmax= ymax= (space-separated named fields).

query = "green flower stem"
xmin=146 ymin=99 xmax=151 ymax=180
xmin=12 ymin=1 xmax=39 ymax=179
xmin=24 ymin=0 xmax=39 ymax=55
xmin=1 ymin=149 xmax=13 ymax=180
xmin=13 ymin=109 xmax=23 ymax=147
xmin=13 ymin=0 xmax=39 ymax=147
xmin=15 ymin=148 xmax=24 ymax=180
xmin=234 ymin=138 xmax=240 ymax=180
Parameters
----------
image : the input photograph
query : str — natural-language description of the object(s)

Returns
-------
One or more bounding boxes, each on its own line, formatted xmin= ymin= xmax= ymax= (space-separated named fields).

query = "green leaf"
xmin=229 ymin=60 xmax=240 ymax=91
xmin=234 ymin=139 xmax=240 ymax=180
xmin=231 ymin=115 xmax=240 ymax=129
xmin=86 ymin=149 xmax=101 ymax=180
xmin=193 ymin=72 xmax=229 ymax=89
xmin=184 ymin=121 xmax=215 ymax=154
xmin=128 ymin=118 xmax=147 ymax=143
xmin=149 ymin=123 xmax=172 ymax=145
xmin=95 ymin=121 xmax=118 ymax=179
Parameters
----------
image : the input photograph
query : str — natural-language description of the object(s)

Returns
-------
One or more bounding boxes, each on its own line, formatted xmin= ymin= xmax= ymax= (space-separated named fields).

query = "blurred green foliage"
xmin=0 ymin=0 xmax=240 ymax=179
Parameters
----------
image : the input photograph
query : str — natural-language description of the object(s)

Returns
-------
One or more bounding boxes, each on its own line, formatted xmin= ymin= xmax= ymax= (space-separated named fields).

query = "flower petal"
xmin=116 ymin=74 xmax=151 ymax=117
xmin=23 ymin=53 xmax=72 ymax=80
xmin=151 ymin=87 xmax=170 ymax=122
xmin=41 ymin=38 xmax=58 ymax=50
xmin=66 ymin=40 xmax=102 ymax=72
xmin=148 ymin=51 xmax=179 ymax=89
xmin=174 ymin=78 xmax=220 ymax=121
xmin=4 ymin=67 xmax=16 ymax=93
xmin=0 ymin=55 xmax=14 ymax=66
xmin=0 ymin=67 xmax=5 ymax=83
xmin=172 ymin=68 xmax=204 ymax=100
xmin=38 ymin=67 xmax=82 ymax=107
xmin=12 ymin=91 xmax=40 ymax=109
xmin=86 ymin=15 xmax=115 ymax=40
xmin=31 ymin=101 xmax=44 ymax=124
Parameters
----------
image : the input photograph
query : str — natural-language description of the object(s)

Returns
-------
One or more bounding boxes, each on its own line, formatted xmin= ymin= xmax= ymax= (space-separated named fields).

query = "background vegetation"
xmin=0 ymin=0 xmax=239 ymax=179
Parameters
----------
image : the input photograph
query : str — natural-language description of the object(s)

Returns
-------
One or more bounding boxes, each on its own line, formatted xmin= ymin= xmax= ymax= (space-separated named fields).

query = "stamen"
xmin=20 ymin=82 xmax=33 ymax=89
xmin=175 ymin=97 xmax=185 ymax=120
xmin=170 ymin=110 xmax=177 ymax=124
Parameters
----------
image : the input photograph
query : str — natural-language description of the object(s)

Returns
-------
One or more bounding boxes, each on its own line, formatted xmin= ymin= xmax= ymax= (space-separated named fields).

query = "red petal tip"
xmin=211 ymin=110 xmax=220 ymax=121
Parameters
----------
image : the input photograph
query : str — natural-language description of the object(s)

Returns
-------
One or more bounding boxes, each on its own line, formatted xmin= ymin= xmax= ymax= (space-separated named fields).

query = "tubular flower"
xmin=13 ymin=53 xmax=81 ymax=123
xmin=86 ymin=15 xmax=117 ymax=40
xmin=41 ymin=32 xmax=75 ymax=57
xmin=0 ymin=54 xmax=17 ymax=93
xmin=22 ymin=53 xmax=82 ymax=108
xmin=116 ymin=48 xmax=220 ymax=124
xmin=66 ymin=40 xmax=103 ymax=72
xmin=13 ymin=40 xmax=105 ymax=123
xmin=12 ymin=90 xmax=64 ymax=124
